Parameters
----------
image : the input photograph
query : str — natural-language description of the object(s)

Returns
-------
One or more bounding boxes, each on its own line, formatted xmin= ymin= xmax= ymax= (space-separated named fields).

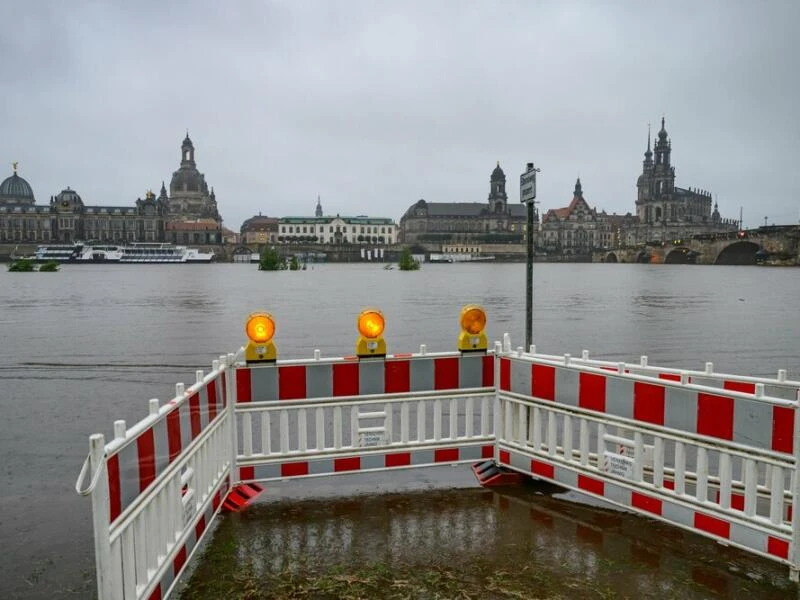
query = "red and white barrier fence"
xmin=78 ymin=337 xmax=800 ymax=599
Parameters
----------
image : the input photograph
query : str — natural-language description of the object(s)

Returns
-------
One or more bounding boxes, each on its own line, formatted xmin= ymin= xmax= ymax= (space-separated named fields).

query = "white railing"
xmin=493 ymin=339 xmax=800 ymax=580
xmin=76 ymin=350 xmax=242 ymax=600
xmin=78 ymin=338 xmax=800 ymax=597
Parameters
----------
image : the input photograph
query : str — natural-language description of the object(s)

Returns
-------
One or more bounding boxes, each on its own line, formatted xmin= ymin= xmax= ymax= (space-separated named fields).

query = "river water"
xmin=1 ymin=262 xmax=799 ymax=599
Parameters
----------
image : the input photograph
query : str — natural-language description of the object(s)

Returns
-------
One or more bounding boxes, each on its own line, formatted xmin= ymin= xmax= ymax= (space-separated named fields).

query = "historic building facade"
xmin=241 ymin=213 xmax=279 ymax=245
xmin=0 ymin=134 xmax=225 ymax=246
xmin=540 ymin=179 xmax=601 ymax=255
xmin=168 ymin=134 xmax=220 ymax=222
xmin=0 ymin=165 xmax=168 ymax=243
xmin=633 ymin=118 xmax=738 ymax=242
xmin=399 ymin=163 xmax=528 ymax=246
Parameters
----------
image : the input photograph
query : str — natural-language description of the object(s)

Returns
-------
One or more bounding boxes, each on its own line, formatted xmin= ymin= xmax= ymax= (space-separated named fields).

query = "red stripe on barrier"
xmin=334 ymin=457 xmax=361 ymax=472
xmin=189 ymin=393 xmax=201 ymax=439
xmin=108 ymin=454 xmax=121 ymax=522
xmin=221 ymin=371 xmax=227 ymax=407
xmin=281 ymin=461 xmax=309 ymax=477
xmin=723 ymin=380 xmax=756 ymax=394
xmin=195 ymin=515 xmax=206 ymax=539
xmin=767 ymin=536 xmax=789 ymax=559
xmin=663 ymin=479 xmax=675 ymax=490
xmin=633 ymin=382 xmax=665 ymax=425
xmin=385 ymin=452 xmax=411 ymax=467
xmin=482 ymin=445 xmax=494 ymax=459
xmin=499 ymin=450 xmax=510 ymax=464
xmin=278 ymin=365 xmax=307 ymax=400
xmin=579 ymin=372 xmax=606 ymax=412
xmin=236 ymin=368 xmax=251 ymax=402
xmin=240 ymin=466 xmax=254 ymax=481
xmin=578 ymin=474 xmax=605 ymax=496
xmin=166 ymin=407 xmax=182 ymax=463
xmin=772 ymin=406 xmax=794 ymax=454
xmin=694 ymin=513 xmax=730 ymax=538
xmin=532 ymin=364 xmax=555 ymax=401
xmin=499 ymin=357 xmax=511 ymax=391
xmin=697 ymin=393 xmax=734 ymax=440
xmin=434 ymin=448 xmax=459 ymax=462
xmin=434 ymin=357 xmax=459 ymax=390
xmin=147 ymin=585 xmax=162 ymax=600
xmin=631 ymin=492 xmax=662 ymax=515
xmin=333 ymin=363 xmax=359 ymax=396
xmin=207 ymin=380 xmax=218 ymax=421
xmin=658 ymin=373 xmax=682 ymax=382
xmin=385 ymin=359 xmax=410 ymax=393
xmin=530 ymin=460 xmax=554 ymax=479
xmin=713 ymin=491 xmax=745 ymax=512
xmin=137 ymin=429 xmax=156 ymax=492
xmin=482 ymin=355 xmax=494 ymax=386
xmin=213 ymin=490 xmax=222 ymax=511
xmin=173 ymin=545 xmax=187 ymax=577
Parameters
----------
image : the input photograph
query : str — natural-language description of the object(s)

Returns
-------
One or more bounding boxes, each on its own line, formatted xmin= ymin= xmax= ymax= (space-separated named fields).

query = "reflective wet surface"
xmin=182 ymin=480 xmax=796 ymax=599
xmin=1 ymin=263 xmax=799 ymax=598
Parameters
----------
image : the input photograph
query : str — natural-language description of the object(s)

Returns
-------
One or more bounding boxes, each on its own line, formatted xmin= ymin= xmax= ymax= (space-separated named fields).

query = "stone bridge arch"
xmin=714 ymin=241 xmax=761 ymax=265
xmin=664 ymin=247 xmax=700 ymax=264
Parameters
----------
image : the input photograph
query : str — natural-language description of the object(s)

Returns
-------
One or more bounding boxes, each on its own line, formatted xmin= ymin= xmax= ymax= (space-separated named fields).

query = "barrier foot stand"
xmin=222 ymin=483 xmax=265 ymax=512
xmin=471 ymin=460 xmax=527 ymax=487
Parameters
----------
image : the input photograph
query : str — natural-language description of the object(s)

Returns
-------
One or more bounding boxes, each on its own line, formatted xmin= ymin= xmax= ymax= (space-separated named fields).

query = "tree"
xmin=398 ymin=247 xmax=420 ymax=271
xmin=258 ymin=246 xmax=283 ymax=271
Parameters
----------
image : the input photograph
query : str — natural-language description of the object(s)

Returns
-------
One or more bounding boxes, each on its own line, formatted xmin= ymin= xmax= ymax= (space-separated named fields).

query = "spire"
xmin=574 ymin=177 xmax=583 ymax=197
xmin=658 ymin=115 xmax=668 ymax=140
xmin=315 ymin=194 xmax=323 ymax=217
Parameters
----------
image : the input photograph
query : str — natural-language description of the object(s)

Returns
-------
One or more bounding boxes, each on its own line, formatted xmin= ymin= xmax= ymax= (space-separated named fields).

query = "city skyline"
xmin=2 ymin=1 xmax=798 ymax=231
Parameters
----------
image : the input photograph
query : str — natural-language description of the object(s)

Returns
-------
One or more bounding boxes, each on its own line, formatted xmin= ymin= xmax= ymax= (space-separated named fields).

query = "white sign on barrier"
xmin=602 ymin=451 xmax=635 ymax=480
xmin=359 ymin=432 xmax=385 ymax=447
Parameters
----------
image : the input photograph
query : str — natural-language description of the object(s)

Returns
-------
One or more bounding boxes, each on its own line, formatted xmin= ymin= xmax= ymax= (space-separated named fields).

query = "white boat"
xmin=428 ymin=253 xmax=496 ymax=263
xmin=30 ymin=242 xmax=214 ymax=263
xmin=80 ymin=243 xmax=215 ymax=263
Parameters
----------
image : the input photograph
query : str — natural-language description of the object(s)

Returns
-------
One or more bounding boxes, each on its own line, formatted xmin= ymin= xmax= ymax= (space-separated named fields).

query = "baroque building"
xmin=168 ymin=134 xmax=220 ymax=222
xmin=400 ymin=163 xmax=528 ymax=246
xmin=633 ymin=118 xmax=737 ymax=242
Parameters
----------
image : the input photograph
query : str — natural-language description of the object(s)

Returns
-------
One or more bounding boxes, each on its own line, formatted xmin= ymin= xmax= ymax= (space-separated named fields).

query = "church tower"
xmin=168 ymin=132 xmax=220 ymax=222
xmin=488 ymin=162 xmax=508 ymax=214
xmin=315 ymin=195 xmax=323 ymax=217
xmin=652 ymin=117 xmax=675 ymax=200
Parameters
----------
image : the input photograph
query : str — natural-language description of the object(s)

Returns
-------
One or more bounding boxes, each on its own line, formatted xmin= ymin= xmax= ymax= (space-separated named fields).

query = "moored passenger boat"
xmin=25 ymin=242 xmax=215 ymax=263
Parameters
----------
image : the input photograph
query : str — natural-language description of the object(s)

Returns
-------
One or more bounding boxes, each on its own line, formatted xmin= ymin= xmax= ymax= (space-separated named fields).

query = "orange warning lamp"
xmin=355 ymin=308 xmax=386 ymax=358
xmin=457 ymin=305 xmax=488 ymax=352
xmin=245 ymin=312 xmax=277 ymax=363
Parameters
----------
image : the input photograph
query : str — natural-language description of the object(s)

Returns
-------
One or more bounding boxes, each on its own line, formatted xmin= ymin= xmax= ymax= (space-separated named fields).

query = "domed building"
xmin=168 ymin=134 xmax=220 ymax=222
xmin=0 ymin=163 xmax=35 ymax=206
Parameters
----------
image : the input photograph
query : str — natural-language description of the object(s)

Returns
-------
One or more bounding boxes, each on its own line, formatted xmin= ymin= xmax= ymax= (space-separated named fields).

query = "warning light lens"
xmin=357 ymin=309 xmax=385 ymax=338
xmin=460 ymin=305 xmax=486 ymax=335
xmin=245 ymin=312 xmax=275 ymax=344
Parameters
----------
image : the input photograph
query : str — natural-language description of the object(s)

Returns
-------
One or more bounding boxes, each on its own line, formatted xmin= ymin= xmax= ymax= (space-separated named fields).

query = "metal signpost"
xmin=520 ymin=163 xmax=540 ymax=350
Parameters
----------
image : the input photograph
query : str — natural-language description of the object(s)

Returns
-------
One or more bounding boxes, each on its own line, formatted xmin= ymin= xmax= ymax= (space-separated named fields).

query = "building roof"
xmin=0 ymin=170 xmax=34 ymax=201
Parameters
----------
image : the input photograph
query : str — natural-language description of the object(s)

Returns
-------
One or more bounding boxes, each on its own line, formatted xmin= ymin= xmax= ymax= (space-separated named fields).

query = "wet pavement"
xmin=180 ymin=470 xmax=797 ymax=599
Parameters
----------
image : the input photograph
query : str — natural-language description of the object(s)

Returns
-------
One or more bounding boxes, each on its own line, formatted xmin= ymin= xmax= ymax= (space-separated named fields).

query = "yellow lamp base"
xmin=356 ymin=336 xmax=387 ymax=358
xmin=457 ymin=331 xmax=488 ymax=352
xmin=245 ymin=340 xmax=277 ymax=363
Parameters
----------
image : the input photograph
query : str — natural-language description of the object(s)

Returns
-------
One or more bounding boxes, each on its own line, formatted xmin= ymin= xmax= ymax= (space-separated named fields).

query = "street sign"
xmin=520 ymin=163 xmax=539 ymax=204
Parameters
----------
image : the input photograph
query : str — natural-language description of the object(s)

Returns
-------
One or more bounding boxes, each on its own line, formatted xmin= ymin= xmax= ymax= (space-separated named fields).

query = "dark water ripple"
xmin=1 ymin=262 xmax=799 ymax=599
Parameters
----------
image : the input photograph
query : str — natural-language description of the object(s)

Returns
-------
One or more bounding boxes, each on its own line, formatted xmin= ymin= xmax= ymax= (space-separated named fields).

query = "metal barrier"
xmin=76 ymin=351 xmax=241 ymax=600
xmin=78 ymin=337 xmax=800 ymax=598
xmin=493 ymin=338 xmax=800 ymax=580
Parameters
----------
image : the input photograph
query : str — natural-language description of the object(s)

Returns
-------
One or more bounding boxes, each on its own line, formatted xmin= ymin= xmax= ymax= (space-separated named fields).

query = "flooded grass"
xmin=181 ymin=484 xmax=796 ymax=600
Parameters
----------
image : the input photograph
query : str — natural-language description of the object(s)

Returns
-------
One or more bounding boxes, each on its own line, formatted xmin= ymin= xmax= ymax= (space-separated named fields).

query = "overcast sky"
xmin=2 ymin=1 xmax=798 ymax=230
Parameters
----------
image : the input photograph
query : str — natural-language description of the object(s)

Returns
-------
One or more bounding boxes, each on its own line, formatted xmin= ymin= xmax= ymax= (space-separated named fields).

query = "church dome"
xmin=54 ymin=187 xmax=84 ymax=209
xmin=491 ymin=162 xmax=505 ymax=181
xmin=0 ymin=170 xmax=34 ymax=203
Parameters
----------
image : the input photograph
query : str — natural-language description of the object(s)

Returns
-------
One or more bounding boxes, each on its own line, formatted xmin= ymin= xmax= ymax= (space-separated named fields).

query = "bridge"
xmin=595 ymin=225 xmax=800 ymax=266
xmin=75 ymin=308 xmax=800 ymax=599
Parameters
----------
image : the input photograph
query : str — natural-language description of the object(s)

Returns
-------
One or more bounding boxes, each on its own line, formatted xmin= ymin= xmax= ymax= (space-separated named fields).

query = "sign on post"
xmin=520 ymin=163 xmax=538 ymax=204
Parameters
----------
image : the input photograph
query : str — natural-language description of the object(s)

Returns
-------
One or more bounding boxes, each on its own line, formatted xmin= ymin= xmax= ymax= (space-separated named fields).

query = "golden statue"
xmin=146 ymin=189 xmax=154 ymax=199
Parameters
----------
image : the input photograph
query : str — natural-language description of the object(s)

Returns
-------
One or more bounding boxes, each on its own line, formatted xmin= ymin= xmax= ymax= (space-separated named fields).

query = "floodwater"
xmin=1 ymin=262 xmax=799 ymax=599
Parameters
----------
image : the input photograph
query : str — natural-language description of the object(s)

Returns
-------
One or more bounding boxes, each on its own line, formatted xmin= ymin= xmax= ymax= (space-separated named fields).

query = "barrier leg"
xmin=89 ymin=434 xmax=114 ymax=600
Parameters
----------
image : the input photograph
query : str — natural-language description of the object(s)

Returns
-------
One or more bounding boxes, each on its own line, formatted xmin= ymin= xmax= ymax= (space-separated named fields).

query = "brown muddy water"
xmin=180 ymin=473 xmax=796 ymax=600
